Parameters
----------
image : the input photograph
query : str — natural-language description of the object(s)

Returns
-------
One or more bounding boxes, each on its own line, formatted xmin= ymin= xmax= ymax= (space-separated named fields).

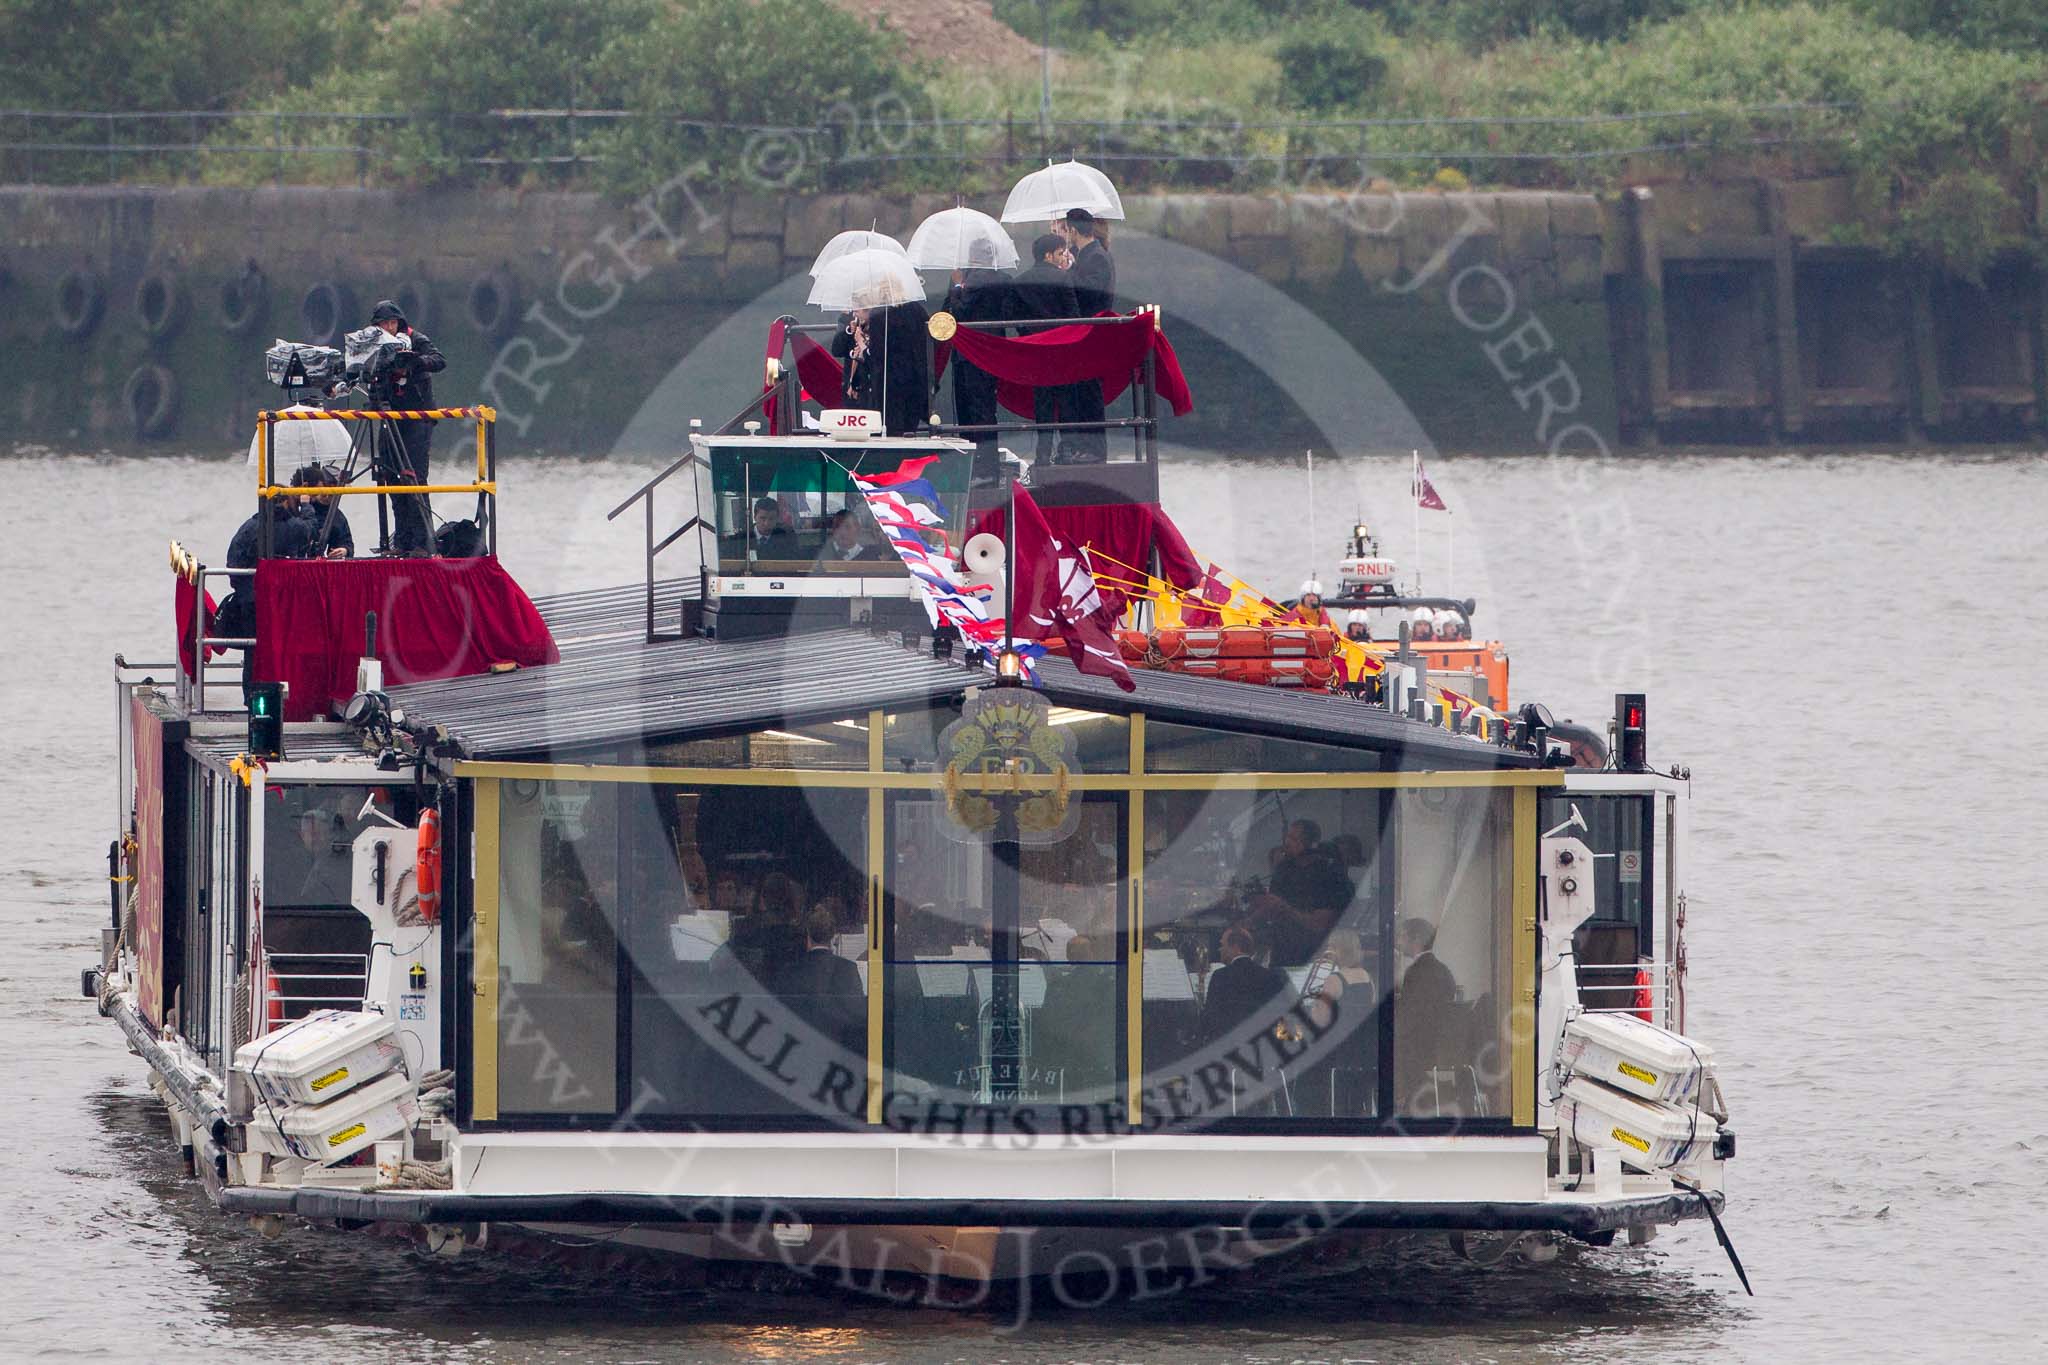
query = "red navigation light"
xmin=1615 ymin=692 xmax=1647 ymax=772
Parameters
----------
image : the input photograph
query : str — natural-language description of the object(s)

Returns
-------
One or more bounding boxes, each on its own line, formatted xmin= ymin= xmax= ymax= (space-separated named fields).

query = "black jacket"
xmin=773 ymin=947 xmax=867 ymax=1052
xmin=1069 ymin=239 xmax=1116 ymax=315
xmin=227 ymin=504 xmax=312 ymax=571
xmin=1010 ymin=261 xmax=1080 ymax=332
xmin=835 ymin=302 xmax=931 ymax=436
xmin=1202 ymin=954 xmax=1293 ymax=1045
xmin=367 ymin=326 xmax=446 ymax=410
xmin=946 ymin=270 xmax=1013 ymax=420
xmin=298 ymin=501 xmax=354 ymax=557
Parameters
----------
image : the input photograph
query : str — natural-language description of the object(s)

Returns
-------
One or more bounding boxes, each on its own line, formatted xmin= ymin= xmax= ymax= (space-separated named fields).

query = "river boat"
xmin=87 ymin=303 xmax=1734 ymax=1292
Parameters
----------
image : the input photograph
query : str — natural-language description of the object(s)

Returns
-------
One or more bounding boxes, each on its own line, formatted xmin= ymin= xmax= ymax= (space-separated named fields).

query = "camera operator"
xmin=362 ymin=299 xmax=446 ymax=556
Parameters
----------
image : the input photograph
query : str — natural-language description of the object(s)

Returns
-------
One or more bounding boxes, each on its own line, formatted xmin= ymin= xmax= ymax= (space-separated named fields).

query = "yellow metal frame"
xmin=472 ymin=778 xmax=502 ymax=1122
xmin=456 ymin=721 xmax=1561 ymax=1130
xmin=253 ymin=406 xmax=496 ymax=501
xmin=1509 ymin=786 xmax=1538 ymax=1127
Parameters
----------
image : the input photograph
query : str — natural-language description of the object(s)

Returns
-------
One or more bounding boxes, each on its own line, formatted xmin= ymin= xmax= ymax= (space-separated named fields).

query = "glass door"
xmin=880 ymin=792 xmax=1127 ymax=1125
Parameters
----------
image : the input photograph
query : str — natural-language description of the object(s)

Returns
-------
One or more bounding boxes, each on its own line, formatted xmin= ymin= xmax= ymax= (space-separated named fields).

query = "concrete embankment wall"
xmin=0 ymin=182 xmax=2039 ymax=454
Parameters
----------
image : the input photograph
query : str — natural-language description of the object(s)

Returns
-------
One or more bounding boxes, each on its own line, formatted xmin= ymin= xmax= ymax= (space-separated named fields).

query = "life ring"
xmin=134 ymin=269 xmax=189 ymax=340
xmin=123 ymin=363 xmax=180 ymax=440
xmin=265 ymin=965 xmax=284 ymax=1030
xmin=218 ymin=265 xmax=267 ymax=336
xmin=393 ymin=280 xmax=431 ymax=331
xmin=1631 ymin=966 xmax=1654 ymax=1022
xmin=300 ymin=280 xmax=356 ymax=346
xmin=416 ymin=809 xmax=442 ymax=924
xmin=53 ymin=268 xmax=105 ymax=338
xmin=466 ymin=270 xmax=519 ymax=339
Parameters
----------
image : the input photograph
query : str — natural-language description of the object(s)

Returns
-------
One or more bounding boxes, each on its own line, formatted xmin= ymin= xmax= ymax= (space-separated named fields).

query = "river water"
xmin=3 ymin=444 xmax=2044 ymax=1362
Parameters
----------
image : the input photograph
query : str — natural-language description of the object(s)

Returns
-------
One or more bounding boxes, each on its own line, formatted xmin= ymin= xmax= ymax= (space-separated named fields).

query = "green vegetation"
xmin=2 ymin=0 xmax=2043 ymax=272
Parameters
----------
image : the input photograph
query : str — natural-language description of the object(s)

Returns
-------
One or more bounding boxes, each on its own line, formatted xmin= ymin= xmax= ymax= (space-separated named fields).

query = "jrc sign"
xmin=822 ymin=408 xmax=881 ymax=441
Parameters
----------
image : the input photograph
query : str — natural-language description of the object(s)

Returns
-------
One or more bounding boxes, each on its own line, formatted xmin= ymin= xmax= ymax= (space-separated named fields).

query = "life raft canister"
xmin=416 ymin=808 xmax=442 ymax=923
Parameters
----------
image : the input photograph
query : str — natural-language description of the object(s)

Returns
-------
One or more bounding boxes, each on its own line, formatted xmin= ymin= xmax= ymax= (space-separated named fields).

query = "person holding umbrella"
xmin=944 ymin=237 xmax=1014 ymax=481
xmin=1010 ymin=233 xmax=1080 ymax=467
xmin=1060 ymin=208 xmax=1116 ymax=464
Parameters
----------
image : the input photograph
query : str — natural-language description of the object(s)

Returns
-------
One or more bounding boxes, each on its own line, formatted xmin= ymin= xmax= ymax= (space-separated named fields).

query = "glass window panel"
xmin=641 ymin=720 xmax=872 ymax=771
xmin=1139 ymin=788 xmax=1388 ymax=1127
xmin=1144 ymin=720 xmax=1382 ymax=773
xmin=710 ymin=443 xmax=969 ymax=574
xmin=497 ymin=779 xmax=619 ymax=1115
xmin=1390 ymin=787 xmax=1512 ymax=1120
xmin=264 ymin=784 xmax=417 ymax=909
xmin=1540 ymin=793 xmax=1656 ymax=1015
xmin=624 ymin=783 xmax=871 ymax=1123
xmin=883 ymin=795 xmax=1125 ymax=1118
xmin=884 ymin=701 xmax=1130 ymax=774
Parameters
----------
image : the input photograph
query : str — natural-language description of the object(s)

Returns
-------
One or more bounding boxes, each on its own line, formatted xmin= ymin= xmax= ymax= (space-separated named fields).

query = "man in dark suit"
xmin=1201 ymin=924 xmax=1290 ymax=1046
xmin=1060 ymin=208 xmax=1116 ymax=463
xmin=774 ymin=905 xmax=867 ymax=1058
xmin=944 ymin=240 xmax=1014 ymax=482
xmin=1393 ymin=916 xmax=1463 ymax=1113
xmin=1010 ymin=233 xmax=1080 ymax=466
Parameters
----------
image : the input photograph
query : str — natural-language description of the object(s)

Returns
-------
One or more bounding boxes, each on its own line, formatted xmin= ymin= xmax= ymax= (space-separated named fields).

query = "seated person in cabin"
xmin=750 ymin=496 xmax=797 ymax=558
xmin=1392 ymin=915 xmax=1463 ymax=1113
xmin=290 ymin=462 xmax=353 ymax=559
xmin=772 ymin=904 xmax=867 ymax=1055
xmin=1200 ymin=923 xmax=1291 ymax=1046
xmin=813 ymin=507 xmax=885 ymax=565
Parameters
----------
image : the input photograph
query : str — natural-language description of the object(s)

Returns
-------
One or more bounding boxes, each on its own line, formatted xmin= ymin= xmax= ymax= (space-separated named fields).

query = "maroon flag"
xmin=1011 ymin=486 xmax=1136 ymax=692
xmin=1414 ymin=455 xmax=1447 ymax=511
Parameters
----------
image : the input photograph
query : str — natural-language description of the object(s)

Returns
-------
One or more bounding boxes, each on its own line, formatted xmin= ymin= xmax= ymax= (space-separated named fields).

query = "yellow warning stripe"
xmin=258 ymin=407 xmax=496 ymax=422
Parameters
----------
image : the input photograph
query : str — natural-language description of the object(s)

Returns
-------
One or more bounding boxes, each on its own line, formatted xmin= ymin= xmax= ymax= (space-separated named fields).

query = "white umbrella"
xmin=905 ymin=207 xmax=1021 ymax=271
xmin=1000 ymin=159 xmax=1124 ymax=223
xmin=808 ymin=229 xmax=909 ymax=279
xmin=806 ymin=248 xmax=926 ymax=311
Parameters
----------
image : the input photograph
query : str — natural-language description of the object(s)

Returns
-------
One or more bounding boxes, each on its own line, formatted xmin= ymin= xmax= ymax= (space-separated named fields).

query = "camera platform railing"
xmin=252 ymin=405 xmax=498 ymax=558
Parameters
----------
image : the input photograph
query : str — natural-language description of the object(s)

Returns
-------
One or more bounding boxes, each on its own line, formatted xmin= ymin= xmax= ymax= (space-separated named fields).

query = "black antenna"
xmin=364 ymin=610 xmax=378 ymax=657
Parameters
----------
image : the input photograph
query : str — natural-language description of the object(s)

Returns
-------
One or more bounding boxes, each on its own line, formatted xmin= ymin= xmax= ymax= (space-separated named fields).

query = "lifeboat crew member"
xmin=1011 ymin=233 xmax=1080 ymax=467
xmin=1344 ymin=609 xmax=1371 ymax=642
xmin=1292 ymin=580 xmax=1334 ymax=628
xmin=1058 ymin=208 xmax=1116 ymax=465
xmin=362 ymin=299 xmax=446 ymax=556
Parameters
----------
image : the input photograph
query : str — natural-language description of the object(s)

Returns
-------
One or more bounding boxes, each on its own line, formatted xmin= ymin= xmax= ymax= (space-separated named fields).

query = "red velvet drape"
xmin=253 ymin=557 xmax=559 ymax=720
xmin=775 ymin=311 xmax=1194 ymax=430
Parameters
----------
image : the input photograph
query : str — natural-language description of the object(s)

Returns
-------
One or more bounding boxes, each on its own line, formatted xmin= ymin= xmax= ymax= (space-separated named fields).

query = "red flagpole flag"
xmin=1010 ymin=485 xmax=1136 ymax=692
xmin=1414 ymin=456 xmax=1448 ymax=511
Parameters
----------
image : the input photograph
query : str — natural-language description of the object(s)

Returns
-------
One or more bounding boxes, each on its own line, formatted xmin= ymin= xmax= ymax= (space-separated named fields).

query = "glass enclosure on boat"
xmin=708 ymin=441 xmax=973 ymax=575
xmin=466 ymin=707 xmax=1544 ymax=1136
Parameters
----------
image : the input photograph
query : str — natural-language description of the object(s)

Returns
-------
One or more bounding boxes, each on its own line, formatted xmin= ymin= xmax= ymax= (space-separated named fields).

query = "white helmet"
xmin=1346 ymin=610 xmax=1368 ymax=627
xmin=1299 ymin=578 xmax=1324 ymax=598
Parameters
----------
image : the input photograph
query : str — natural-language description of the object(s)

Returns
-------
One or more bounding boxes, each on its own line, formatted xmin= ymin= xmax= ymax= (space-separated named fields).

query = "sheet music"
xmin=970 ymin=964 xmax=1048 ymax=1009
xmin=669 ymin=914 xmax=730 ymax=962
xmin=1141 ymin=948 xmax=1197 ymax=1002
xmin=915 ymin=962 xmax=973 ymax=997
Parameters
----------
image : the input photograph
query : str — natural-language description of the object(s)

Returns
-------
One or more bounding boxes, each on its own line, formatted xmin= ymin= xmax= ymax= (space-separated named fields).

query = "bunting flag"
xmin=1010 ymin=485 xmax=1135 ymax=692
xmin=851 ymin=456 xmax=1012 ymax=664
xmin=1414 ymin=454 xmax=1448 ymax=511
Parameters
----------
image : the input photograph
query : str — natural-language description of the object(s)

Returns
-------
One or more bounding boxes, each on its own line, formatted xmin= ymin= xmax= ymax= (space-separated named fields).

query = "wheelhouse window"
xmin=709 ymin=442 xmax=971 ymax=574
xmin=1540 ymin=793 xmax=1657 ymax=1016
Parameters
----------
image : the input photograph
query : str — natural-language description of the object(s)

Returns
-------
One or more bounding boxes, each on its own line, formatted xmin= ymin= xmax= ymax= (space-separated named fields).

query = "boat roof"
xmin=386 ymin=581 xmax=1531 ymax=769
